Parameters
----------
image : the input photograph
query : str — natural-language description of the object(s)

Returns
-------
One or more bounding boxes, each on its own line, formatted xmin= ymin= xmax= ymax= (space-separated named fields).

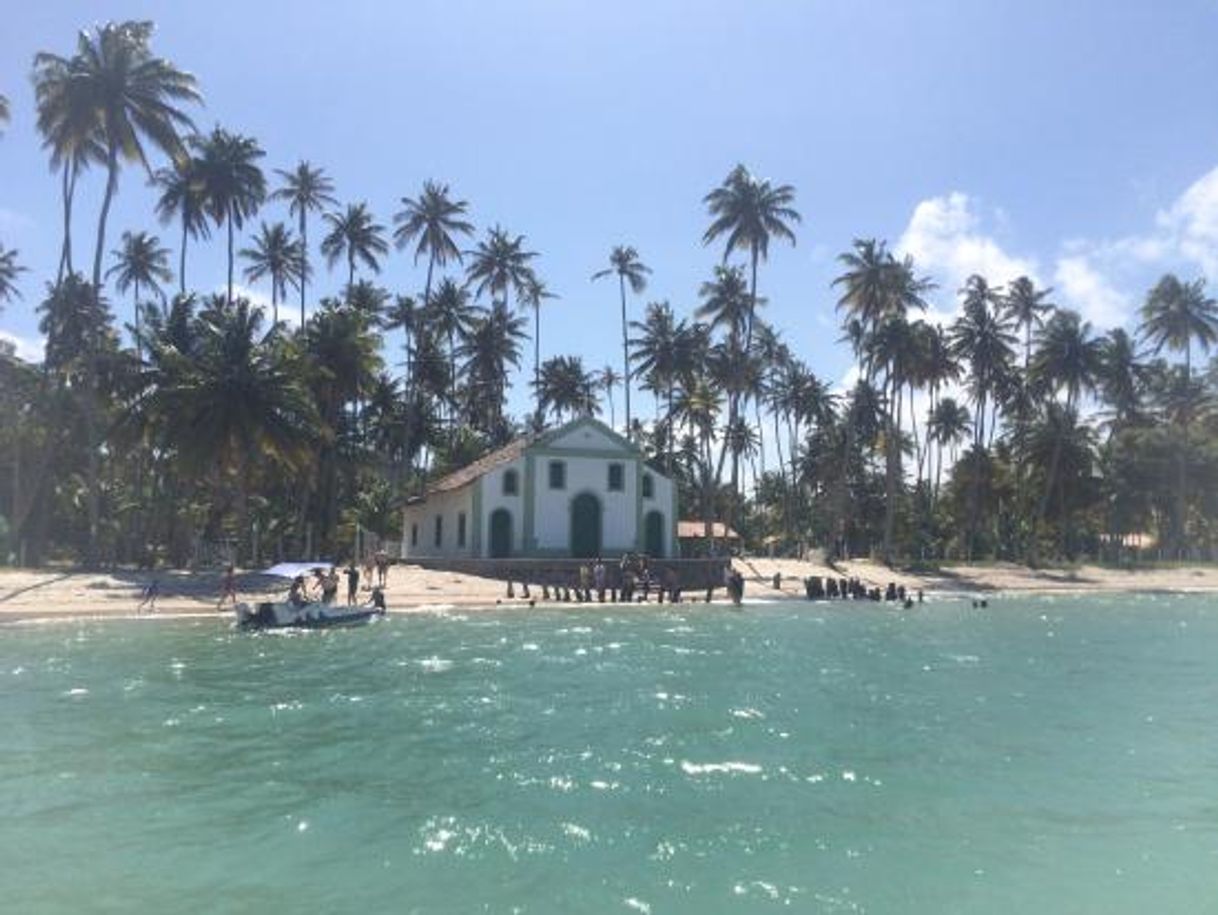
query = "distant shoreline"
xmin=1 ymin=559 xmax=1215 ymax=624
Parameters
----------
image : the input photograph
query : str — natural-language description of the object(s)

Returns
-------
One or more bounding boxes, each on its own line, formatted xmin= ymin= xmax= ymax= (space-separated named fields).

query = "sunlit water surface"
xmin=3 ymin=594 xmax=1217 ymax=913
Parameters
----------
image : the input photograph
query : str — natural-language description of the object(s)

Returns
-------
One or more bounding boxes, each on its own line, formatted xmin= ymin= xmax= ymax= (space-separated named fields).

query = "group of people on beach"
xmin=190 ymin=549 xmax=393 ymax=614
xmin=287 ymin=555 xmax=388 ymax=611
xmin=508 ymin=552 xmax=686 ymax=605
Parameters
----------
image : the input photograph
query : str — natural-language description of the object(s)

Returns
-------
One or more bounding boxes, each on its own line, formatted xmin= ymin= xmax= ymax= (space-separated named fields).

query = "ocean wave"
xmin=680 ymin=760 xmax=762 ymax=776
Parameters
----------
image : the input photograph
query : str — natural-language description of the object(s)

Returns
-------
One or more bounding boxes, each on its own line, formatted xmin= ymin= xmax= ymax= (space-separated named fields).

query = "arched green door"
xmin=644 ymin=510 xmax=665 ymax=558
xmin=570 ymin=493 xmax=602 ymax=558
xmin=489 ymin=509 xmax=512 ymax=558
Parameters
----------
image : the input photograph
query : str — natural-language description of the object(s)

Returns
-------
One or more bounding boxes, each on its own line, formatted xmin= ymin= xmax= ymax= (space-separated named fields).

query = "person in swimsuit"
xmin=217 ymin=565 xmax=238 ymax=610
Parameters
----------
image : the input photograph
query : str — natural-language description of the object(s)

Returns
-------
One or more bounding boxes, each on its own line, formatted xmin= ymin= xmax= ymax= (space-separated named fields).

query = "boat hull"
xmin=235 ymin=601 xmax=383 ymax=630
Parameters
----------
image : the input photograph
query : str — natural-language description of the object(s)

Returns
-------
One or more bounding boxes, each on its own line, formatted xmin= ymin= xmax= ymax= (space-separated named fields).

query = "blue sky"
xmin=3 ymin=0 xmax=1218 ymax=417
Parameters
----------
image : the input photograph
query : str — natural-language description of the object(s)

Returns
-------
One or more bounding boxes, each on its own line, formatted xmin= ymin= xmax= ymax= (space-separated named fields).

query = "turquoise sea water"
xmin=2 ymin=594 xmax=1217 ymax=913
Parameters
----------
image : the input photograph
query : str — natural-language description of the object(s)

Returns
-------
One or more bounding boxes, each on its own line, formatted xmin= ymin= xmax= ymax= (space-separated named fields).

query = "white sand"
xmin=1 ymin=558 xmax=1215 ymax=623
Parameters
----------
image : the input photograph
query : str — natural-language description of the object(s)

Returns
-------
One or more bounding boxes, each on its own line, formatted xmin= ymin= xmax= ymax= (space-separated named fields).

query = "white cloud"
xmin=1041 ymin=163 xmax=1218 ymax=330
xmin=896 ymin=192 xmax=1039 ymax=301
xmin=1052 ymin=254 xmax=1131 ymax=328
xmin=217 ymin=283 xmax=306 ymax=326
xmin=1155 ymin=164 xmax=1218 ymax=278
xmin=0 ymin=328 xmax=45 ymax=362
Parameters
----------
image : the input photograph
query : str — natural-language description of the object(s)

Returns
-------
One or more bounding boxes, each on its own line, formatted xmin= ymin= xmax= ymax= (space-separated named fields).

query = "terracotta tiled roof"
xmin=426 ymin=434 xmax=534 ymax=494
xmin=677 ymin=521 xmax=741 ymax=540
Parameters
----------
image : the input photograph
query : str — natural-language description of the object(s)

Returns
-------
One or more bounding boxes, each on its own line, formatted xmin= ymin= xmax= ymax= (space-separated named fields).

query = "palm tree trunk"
xmin=746 ymin=247 xmax=758 ymax=352
xmin=179 ymin=217 xmax=189 ymax=296
xmin=666 ymin=382 xmax=675 ymax=475
xmin=882 ymin=371 xmax=898 ymax=565
xmin=299 ymin=211 xmax=308 ymax=328
xmin=1031 ymin=398 xmax=1072 ymax=567
xmin=348 ymin=252 xmax=355 ymax=291
xmin=533 ymin=306 xmax=541 ymax=427
xmin=227 ymin=215 xmax=235 ymax=306
xmin=58 ymin=161 xmax=77 ymax=284
xmin=84 ymin=147 xmax=120 ymax=569
xmin=619 ymin=274 xmax=631 ymax=438
xmin=1178 ymin=343 xmax=1191 ymax=558
xmin=271 ymin=278 xmax=279 ymax=327
xmin=1016 ymin=321 xmax=1031 ymax=560
xmin=133 ymin=278 xmax=142 ymax=364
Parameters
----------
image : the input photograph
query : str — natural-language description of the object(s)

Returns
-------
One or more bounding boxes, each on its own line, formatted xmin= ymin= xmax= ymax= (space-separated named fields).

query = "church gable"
xmin=538 ymin=417 xmax=638 ymax=455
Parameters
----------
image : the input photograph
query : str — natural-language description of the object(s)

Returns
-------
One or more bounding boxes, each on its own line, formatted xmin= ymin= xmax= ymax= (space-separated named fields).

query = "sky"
xmin=3 ymin=0 xmax=1218 ymax=419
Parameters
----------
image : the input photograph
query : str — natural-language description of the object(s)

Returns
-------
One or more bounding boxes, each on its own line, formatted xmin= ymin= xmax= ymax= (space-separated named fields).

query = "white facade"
xmin=400 ymin=485 xmax=475 ymax=559
xmin=399 ymin=417 xmax=678 ymax=560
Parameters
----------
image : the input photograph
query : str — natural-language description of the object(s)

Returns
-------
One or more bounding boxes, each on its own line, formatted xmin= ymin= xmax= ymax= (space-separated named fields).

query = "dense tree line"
xmin=1 ymin=21 xmax=1216 ymax=569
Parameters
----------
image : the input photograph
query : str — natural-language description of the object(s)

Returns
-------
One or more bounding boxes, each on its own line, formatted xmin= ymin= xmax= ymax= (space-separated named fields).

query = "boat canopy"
xmin=260 ymin=561 xmax=332 ymax=579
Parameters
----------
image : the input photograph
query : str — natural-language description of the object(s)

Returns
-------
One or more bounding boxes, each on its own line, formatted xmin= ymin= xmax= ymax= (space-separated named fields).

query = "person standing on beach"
xmin=322 ymin=567 xmax=340 ymax=605
xmin=593 ymin=558 xmax=606 ymax=601
xmin=344 ymin=562 xmax=360 ymax=606
xmin=217 ymin=565 xmax=238 ymax=610
xmin=375 ymin=549 xmax=389 ymax=587
xmin=138 ymin=576 xmax=160 ymax=614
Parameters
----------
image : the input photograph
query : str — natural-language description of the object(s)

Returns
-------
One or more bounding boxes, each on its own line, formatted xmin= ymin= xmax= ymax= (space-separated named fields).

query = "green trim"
xmin=670 ymin=483 xmax=679 ymax=558
xmin=547 ymin=458 xmax=567 ymax=490
xmin=471 ymin=478 xmax=483 ymax=556
xmin=489 ymin=507 xmax=514 ymax=558
xmin=535 ymin=415 xmax=642 ymax=455
xmin=643 ymin=509 xmax=666 ymax=558
xmin=634 ymin=460 xmax=644 ymax=551
xmin=523 ymin=453 xmax=536 ymax=551
xmin=569 ymin=490 xmax=603 ymax=558
xmin=530 ymin=445 xmax=637 ymax=461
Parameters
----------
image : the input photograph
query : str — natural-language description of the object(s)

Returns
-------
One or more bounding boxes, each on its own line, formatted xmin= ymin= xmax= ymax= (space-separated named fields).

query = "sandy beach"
xmin=1 ymin=557 xmax=1215 ymax=623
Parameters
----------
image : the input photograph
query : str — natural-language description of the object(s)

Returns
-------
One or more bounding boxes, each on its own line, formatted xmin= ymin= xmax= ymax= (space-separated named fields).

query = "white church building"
xmin=399 ymin=417 xmax=678 ymax=560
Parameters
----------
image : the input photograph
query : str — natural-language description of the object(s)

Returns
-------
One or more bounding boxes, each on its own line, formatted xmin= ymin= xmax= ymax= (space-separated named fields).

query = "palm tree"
xmin=950 ymin=275 xmax=1014 ymax=559
xmin=702 ymin=163 xmax=799 ymax=350
xmin=927 ymin=396 xmax=972 ymax=508
xmin=153 ymin=157 xmax=210 ymax=295
xmin=951 ymin=275 xmax=1013 ymax=447
xmin=1028 ymin=309 xmax=1102 ymax=562
xmin=1097 ymin=328 xmax=1146 ymax=428
xmin=31 ymin=52 xmax=105 ymax=282
xmin=0 ymin=246 xmax=27 ymax=305
xmin=193 ymin=128 xmax=266 ymax=305
xmin=106 ymin=230 xmax=172 ymax=357
xmin=459 ymin=302 xmax=528 ymax=436
xmin=382 ymin=294 xmax=420 ymax=383
xmin=1001 ymin=275 xmax=1055 ymax=555
xmin=1139 ymin=274 xmax=1218 ymax=556
xmin=0 ymin=93 xmax=8 ymax=130
xmin=427 ymin=277 xmax=482 ymax=421
xmin=321 ymin=203 xmax=389 ymax=290
xmin=598 ymin=365 xmax=622 ymax=428
xmin=835 ymin=244 xmax=934 ymax=563
xmin=393 ymin=180 xmax=474 ymax=307
xmin=240 ymin=221 xmax=305 ymax=325
xmin=518 ymin=273 xmax=558 ymax=425
xmin=34 ymin=21 xmax=198 ymax=569
xmin=695 ymin=265 xmax=752 ymax=342
xmin=1004 ymin=277 xmax=1055 ymax=377
xmin=536 ymin=355 xmax=599 ymax=423
xmin=46 ymin=22 xmax=200 ymax=299
xmin=270 ymin=161 xmax=337 ymax=327
xmin=465 ymin=225 xmax=538 ymax=312
xmin=834 ymin=239 xmax=896 ymax=360
xmin=1140 ymin=274 xmax=1218 ymax=378
xmin=140 ymin=298 xmax=317 ymax=559
xmin=592 ymin=246 xmax=650 ymax=439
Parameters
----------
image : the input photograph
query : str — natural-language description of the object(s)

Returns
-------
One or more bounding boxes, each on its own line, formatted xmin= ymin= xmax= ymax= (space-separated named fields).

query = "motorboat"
xmin=234 ymin=562 xmax=386 ymax=630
